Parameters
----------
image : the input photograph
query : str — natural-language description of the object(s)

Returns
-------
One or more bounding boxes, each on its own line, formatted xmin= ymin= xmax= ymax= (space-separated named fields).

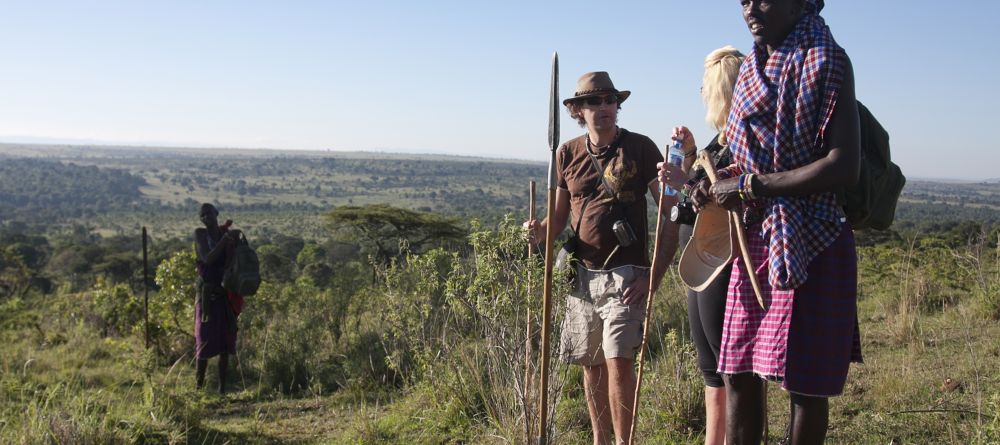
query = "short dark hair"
xmin=199 ymin=203 xmax=218 ymax=217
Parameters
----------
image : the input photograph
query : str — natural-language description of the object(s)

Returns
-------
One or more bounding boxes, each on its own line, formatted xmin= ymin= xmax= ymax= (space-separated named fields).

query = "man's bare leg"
xmin=705 ymin=385 xmax=727 ymax=445
xmin=606 ymin=357 xmax=636 ymax=445
xmin=583 ymin=364 xmax=613 ymax=445
xmin=788 ymin=393 xmax=828 ymax=445
xmin=724 ymin=373 xmax=764 ymax=445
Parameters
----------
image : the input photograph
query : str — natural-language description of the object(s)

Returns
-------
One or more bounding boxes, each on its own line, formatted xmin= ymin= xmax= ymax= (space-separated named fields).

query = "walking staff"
xmin=698 ymin=151 xmax=764 ymax=309
xmin=699 ymin=150 xmax=769 ymax=444
xmin=535 ymin=51 xmax=559 ymax=445
xmin=524 ymin=179 xmax=536 ymax=443
xmin=627 ymin=143 xmax=671 ymax=444
xmin=143 ymin=226 xmax=150 ymax=350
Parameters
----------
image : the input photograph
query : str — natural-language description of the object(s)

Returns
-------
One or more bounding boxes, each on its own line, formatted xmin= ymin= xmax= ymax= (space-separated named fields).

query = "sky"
xmin=0 ymin=1 xmax=996 ymax=180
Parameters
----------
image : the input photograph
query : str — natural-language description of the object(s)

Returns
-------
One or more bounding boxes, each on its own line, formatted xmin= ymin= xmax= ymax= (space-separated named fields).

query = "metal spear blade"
xmin=548 ymin=52 xmax=559 ymax=152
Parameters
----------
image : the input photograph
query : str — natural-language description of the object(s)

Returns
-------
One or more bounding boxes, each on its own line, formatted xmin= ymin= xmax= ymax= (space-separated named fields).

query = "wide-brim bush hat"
xmin=679 ymin=202 xmax=735 ymax=291
xmin=563 ymin=71 xmax=631 ymax=106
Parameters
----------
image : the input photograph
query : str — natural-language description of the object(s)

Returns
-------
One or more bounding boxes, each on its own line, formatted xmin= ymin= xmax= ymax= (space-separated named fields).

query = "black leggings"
xmin=680 ymin=224 xmax=730 ymax=388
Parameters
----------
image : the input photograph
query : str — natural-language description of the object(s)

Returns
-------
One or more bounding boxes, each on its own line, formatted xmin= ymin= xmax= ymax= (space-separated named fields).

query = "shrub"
xmin=372 ymin=216 xmax=575 ymax=443
xmin=92 ymin=277 xmax=142 ymax=338
xmin=152 ymin=249 xmax=198 ymax=361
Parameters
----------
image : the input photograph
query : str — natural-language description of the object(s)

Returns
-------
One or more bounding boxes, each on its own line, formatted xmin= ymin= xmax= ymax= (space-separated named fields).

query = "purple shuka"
xmin=195 ymin=233 xmax=237 ymax=359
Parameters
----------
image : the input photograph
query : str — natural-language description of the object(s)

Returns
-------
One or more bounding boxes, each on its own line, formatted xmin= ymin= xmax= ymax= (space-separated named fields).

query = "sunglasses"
xmin=583 ymin=95 xmax=618 ymax=106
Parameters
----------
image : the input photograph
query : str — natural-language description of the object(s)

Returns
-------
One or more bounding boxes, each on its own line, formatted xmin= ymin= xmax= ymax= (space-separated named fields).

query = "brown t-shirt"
xmin=556 ymin=128 xmax=662 ymax=269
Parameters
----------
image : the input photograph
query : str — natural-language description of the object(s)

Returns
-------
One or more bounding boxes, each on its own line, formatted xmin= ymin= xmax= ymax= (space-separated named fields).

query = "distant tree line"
xmin=0 ymin=159 xmax=146 ymax=221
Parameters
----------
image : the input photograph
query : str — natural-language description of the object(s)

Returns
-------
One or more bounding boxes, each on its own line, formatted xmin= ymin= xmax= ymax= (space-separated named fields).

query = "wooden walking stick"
xmin=627 ymin=143 xmax=672 ymax=445
xmin=698 ymin=151 xmax=765 ymax=310
xmin=524 ymin=179 xmax=537 ymax=443
xmin=536 ymin=51 xmax=559 ymax=445
xmin=142 ymin=226 xmax=150 ymax=350
xmin=698 ymin=151 xmax=769 ymax=444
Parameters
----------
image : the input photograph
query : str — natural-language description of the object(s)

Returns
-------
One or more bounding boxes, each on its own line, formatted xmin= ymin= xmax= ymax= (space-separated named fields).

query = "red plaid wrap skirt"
xmin=718 ymin=222 xmax=862 ymax=397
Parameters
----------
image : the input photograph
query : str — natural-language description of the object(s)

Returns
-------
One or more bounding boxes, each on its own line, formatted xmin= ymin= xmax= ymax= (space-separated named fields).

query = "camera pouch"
xmin=556 ymin=208 xmax=585 ymax=289
xmin=555 ymin=234 xmax=579 ymax=283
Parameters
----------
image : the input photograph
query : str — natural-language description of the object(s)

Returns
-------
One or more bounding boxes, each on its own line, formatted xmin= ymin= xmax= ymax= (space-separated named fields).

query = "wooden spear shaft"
xmin=537 ymin=176 xmax=557 ymax=445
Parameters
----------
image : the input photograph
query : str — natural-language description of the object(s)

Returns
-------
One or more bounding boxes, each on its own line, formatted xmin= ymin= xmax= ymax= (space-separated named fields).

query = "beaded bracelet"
xmin=745 ymin=174 xmax=756 ymax=200
xmin=737 ymin=174 xmax=747 ymax=201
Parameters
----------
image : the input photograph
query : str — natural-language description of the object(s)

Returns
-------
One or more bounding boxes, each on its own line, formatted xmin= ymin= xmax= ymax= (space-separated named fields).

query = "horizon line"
xmin=0 ymin=137 xmax=995 ymax=183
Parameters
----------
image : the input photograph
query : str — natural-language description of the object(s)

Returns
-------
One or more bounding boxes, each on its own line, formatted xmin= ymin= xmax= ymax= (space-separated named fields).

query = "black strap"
xmin=585 ymin=141 xmax=630 ymax=224
xmin=586 ymin=151 xmax=618 ymax=202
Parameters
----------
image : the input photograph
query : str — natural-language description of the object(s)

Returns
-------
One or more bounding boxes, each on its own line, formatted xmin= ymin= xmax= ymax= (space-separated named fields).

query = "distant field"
xmin=902 ymin=180 xmax=1000 ymax=209
xmin=0 ymin=143 xmax=549 ymax=239
xmin=1 ymin=143 xmax=998 ymax=240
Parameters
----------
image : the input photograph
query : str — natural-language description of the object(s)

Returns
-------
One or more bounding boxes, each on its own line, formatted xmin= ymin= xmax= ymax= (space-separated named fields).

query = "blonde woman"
xmin=660 ymin=45 xmax=744 ymax=445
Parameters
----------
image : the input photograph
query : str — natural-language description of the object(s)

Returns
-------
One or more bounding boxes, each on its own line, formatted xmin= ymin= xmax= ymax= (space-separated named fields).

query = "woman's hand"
xmin=709 ymin=177 xmax=743 ymax=211
xmin=671 ymin=126 xmax=697 ymax=155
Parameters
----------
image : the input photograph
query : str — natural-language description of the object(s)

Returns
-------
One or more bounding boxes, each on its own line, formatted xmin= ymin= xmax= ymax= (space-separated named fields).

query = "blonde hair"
xmin=702 ymin=46 xmax=745 ymax=144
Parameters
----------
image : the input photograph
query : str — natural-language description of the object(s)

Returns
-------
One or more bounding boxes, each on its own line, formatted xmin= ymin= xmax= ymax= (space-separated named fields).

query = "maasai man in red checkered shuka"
xmin=667 ymin=1 xmax=863 ymax=443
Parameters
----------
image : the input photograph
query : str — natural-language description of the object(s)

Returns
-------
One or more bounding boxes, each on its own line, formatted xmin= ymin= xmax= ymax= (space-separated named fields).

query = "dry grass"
xmin=3 ymin=230 xmax=1000 ymax=444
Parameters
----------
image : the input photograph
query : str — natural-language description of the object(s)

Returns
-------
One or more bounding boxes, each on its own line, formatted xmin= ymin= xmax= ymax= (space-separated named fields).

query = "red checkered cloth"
xmin=718 ymin=222 xmax=862 ymax=397
xmin=721 ymin=0 xmax=847 ymax=290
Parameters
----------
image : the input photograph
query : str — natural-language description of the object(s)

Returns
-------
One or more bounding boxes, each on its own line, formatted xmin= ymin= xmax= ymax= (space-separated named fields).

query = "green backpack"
xmin=223 ymin=233 xmax=261 ymax=296
xmin=840 ymin=102 xmax=906 ymax=230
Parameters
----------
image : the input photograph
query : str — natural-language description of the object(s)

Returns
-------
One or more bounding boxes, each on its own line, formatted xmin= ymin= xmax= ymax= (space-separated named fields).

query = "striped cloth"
xmin=722 ymin=0 xmax=847 ymax=290
xmin=717 ymin=222 xmax=862 ymax=397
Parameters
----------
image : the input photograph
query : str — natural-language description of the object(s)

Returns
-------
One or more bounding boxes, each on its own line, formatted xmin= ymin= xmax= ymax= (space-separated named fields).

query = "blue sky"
xmin=0 ymin=1 xmax=996 ymax=180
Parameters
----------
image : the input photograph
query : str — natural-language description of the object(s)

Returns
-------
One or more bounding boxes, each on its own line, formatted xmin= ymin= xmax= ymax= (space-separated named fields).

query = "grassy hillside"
xmin=2 ymin=223 xmax=999 ymax=444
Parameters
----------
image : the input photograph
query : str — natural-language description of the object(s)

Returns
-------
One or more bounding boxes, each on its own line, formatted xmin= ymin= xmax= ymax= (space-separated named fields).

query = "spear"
xmin=537 ymin=51 xmax=558 ymax=445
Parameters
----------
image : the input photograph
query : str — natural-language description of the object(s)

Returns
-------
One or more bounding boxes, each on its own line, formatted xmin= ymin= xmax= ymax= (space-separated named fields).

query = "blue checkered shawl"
xmin=723 ymin=0 xmax=847 ymax=290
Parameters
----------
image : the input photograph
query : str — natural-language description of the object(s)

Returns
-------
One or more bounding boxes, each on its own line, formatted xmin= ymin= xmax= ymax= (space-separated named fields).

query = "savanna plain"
xmin=1 ymin=144 xmax=999 ymax=444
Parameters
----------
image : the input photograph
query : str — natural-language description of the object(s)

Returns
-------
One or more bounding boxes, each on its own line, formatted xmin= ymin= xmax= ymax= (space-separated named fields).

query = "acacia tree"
xmin=324 ymin=204 xmax=466 ymax=278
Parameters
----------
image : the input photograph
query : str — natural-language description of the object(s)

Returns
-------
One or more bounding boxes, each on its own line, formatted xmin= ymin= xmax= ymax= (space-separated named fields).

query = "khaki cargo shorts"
xmin=559 ymin=264 xmax=648 ymax=367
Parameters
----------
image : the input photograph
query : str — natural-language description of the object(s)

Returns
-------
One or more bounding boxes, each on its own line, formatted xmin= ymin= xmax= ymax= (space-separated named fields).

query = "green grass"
xmin=5 ymin=248 xmax=999 ymax=444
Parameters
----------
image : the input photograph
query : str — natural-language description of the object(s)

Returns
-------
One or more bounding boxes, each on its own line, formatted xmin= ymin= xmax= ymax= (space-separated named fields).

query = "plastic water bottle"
xmin=663 ymin=139 xmax=685 ymax=196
